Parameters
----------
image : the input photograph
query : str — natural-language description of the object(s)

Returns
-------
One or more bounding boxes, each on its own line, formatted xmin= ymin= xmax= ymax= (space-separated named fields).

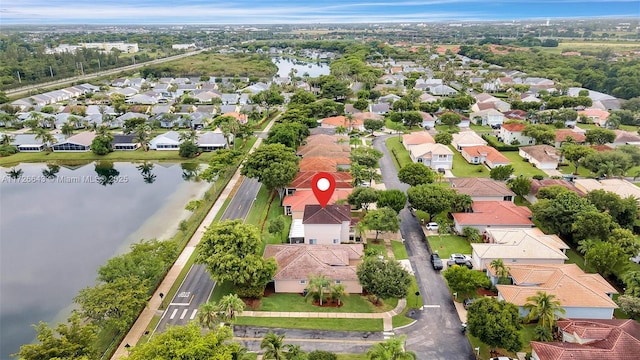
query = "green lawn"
xmin=427 ymin=235 xmax=472 ymax=259
xmin=255 ymin=293 xmax=397 ymax=313
xmin=366 ymin=242 xmax=387 ymax=258
xmin=469 ymin=124 xmax=493 ymax=135
xmin=385 ymin=137 xmax=412 ymax=170
xmin=500 ymin=151 xmax=547 ymax=178
xmin=337 ymin=355 xmax=368 ymax=360
xmin=558 ymin=163 xmax=592 ymax=177
xmin=392 ymin=276 xmax=423 ymax=328
xmin=391 ymin=240 xmax=409 ymax=260
xmin=234 ymin=317 xmax=383 ymax=332
xmin=449 ymin=145 xmax=490 ymax=178
xmin=468 ymin=323 xmax=537 ymax=359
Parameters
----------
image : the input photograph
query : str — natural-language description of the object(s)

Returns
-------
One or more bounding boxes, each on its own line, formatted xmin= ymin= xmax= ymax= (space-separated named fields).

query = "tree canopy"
xmin=466 ymin=297 xmax=523 ymax=353
xmin=397 ymin=163 xmax=435 ymax=187
xmin=241 ymin=143 xmax=299 ymax=197
xmin=361 ymin=207 xmax=400 ymax=241
xmin=357 ymin=257 xmax=411 ymax=304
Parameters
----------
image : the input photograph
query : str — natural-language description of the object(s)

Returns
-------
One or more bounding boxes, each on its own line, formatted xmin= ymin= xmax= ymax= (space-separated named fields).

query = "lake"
xmin=0 ymin=161 xmax=209 ymax=358
xmin=272 ymin=57 xmax=330 ymax=78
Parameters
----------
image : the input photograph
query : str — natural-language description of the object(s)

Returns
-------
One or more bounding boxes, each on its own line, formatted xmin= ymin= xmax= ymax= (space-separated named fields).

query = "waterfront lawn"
xmin=449 ymin=146 xmax=489 ymax=178
xmin=385 ymin=137 xmax=412 ymax=170
xmin=234 ymin=317 xmax=383 ymax=332
xmin=427 ymin=235 xmax=472 ymax=259
xmin=255 ymin=293 xmax=397 ymax=313
xmin=391 ymin=240 xmax=409 ymax=260
xmin=500 ymin=151 xmax=546 ymax=178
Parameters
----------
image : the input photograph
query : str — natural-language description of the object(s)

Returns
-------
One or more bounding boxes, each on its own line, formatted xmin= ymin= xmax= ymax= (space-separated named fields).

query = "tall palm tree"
xmin=34 ymin=128 xmax=56 ymax=150
xmin=196 ymin=301 xmax=221 ymax=330
xmin=0 ymin=133 xmax=14 ymax=145
xmin=490 ymin=259 xmax=510 ymax=280
xmin=283 ymin=344 xmax=305 ymax=360
xmin=179 ymin=129 xmax=197 ymax=143
xmin=260 ymin=331 xmax=287 ymax=360
xmin=335 ymin=125 xmax=348 ymax=136
xmin=305 ymin=274 xmax=331 ymax=306
xmin=61 ymin=122 xmax=75 ymax=137
xmin=217 ymin=294 xmax=245 ymax=323
xmin=95 ymin=125 xmax=110 ymax=137
xmin=329 ymin=283 xmax=347 ymax=306
xmin=367 ymin=336 xmax=416 ymax=360
xmin=524 ymin=291 xmax=566 ymax=331
xmin=577 ymin=239 xmax=596 ymax=266
xmin=134 ymin=124 xmax=152 ymax=151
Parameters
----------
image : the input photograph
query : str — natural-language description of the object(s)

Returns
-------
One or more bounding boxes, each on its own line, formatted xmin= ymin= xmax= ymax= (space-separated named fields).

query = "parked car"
xmin=425 ymin=222 xmax=439 ymax=231
xmin=437 ymin=168 xmax=446 ymax=174
xmin=463 ymin=298 xmax=476 ymax=309
xmin=430 ymin=253 xmax=443 ymax=271
xmin=447 ymin=254 xmax=473 ymax=269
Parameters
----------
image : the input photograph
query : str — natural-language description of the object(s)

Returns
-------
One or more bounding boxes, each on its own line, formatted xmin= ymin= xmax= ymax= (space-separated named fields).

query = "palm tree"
xmin=335 ymin=125 xmax=348 ymax=136
xmin=0 ymin=133 xmax=14 ymax=145
xmin=136 ymin=161 xmax=156 ymax=184
xmin=524 ymin=291 xmax=566 ymax=331
xmin=61 ymin=122 xmax=75 ymax=137
xmin=367 ymin=336 xmax=416 ymax=360
xmin=95 ymin=125 xmax=110 ymax=137
xmin=490 ymin=259 xmax=510 ymax=280
xmin=577 ymin=239 xmax=596 ymax=266
xmin=329 ymin=283 xmax=347 ymax=306
xmin=179 ymin=129 xmax=197 ymax=143
xmin=134 ymin=124 xmax=152 ymax=151
xmin=42 ymin=163 xmax=60 ymax=179
xmin=34 ymin=128 xmax=56 ymax=150
xmin=7 ymin=167 xmax=23 ymax=179
xmin=260 ymin=331 xmax=287 ymax=360
xmin=217 ymin=294 xmax=245 ymax=323
xmin=305 ymin=275 xmax=332 ymax=306
xmin=196 ymin=301 xmax=221 ymax=330
xmin=283 ymin=344 xmax=305 ymax=360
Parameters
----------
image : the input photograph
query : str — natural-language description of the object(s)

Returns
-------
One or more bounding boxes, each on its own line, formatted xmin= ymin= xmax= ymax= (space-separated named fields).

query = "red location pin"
xmin=311 ymin=172 xmax=336 ymax=208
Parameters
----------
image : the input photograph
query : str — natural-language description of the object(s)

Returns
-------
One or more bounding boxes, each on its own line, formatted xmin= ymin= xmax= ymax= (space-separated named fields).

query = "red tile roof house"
xmin=303 ymin=134 xmax=349 ymax=146
xmin=288 ymin=204 xmax=357 ymax=245
xmin=460 ymin=145 xmax=511 ymax=169
xmin=285 ymin=171 xmax=353 ymax=196
xmin=320 ymin=115 xmax=365 ymax=132
xmin=498 ymin=123 xmax=535 ymax=146
xmin=554 ymin=129 xmax=586 ymax=148
xmin=530 ymin=179 xmax=586 ymax=198
xmin=283 ymin=189 xmax=352 ymax=219
xmin=493 ymin=263 xmax=618 ymax=319
xmin=519 ymin=145 xmax=561 ymax=170
xmin=264 ymin=244 xmax=364 ymax=294
xmin=299 ymin=157 xmax=340 ymax=172
xmin=402 ymin=131 xmax=435 ymax=151
xmin=578 ymin=109 xmax=610 ymax=127
xmin=531 ymin=319 xmax=640 ymax=360
xmin=450 ymin=178 xmax=515 ymax=202
xmin=452 ymin=201 xmax=533 ymax=234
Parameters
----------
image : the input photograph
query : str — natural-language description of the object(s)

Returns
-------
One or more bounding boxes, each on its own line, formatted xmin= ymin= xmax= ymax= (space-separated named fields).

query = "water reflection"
xmin=7 ymin=167 xmax=23 ymax=179
xmin=136 ymin=161 xmax=156 ymax=184
xmin=94 ymin=161 xmax=121 ymax=186
xmin=41 ymin=163 xmax=60 ymax=179
xmin=181 ymin=162 xmax=201 ymax=182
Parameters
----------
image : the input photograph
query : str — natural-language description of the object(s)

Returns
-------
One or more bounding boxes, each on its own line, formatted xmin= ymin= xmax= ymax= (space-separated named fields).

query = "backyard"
xmin=500 ymin=151 xmax=547 ymax=177
xmin=449 ymin=145 xmax=490 ymax=178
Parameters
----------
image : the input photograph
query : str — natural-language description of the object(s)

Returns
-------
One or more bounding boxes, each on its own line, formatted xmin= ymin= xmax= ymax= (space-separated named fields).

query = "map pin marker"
xmin=311 ymin=172 xmax=336 ymax=208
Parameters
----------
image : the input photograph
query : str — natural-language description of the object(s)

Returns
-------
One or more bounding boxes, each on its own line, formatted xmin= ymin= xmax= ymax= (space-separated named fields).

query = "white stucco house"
xmin=409 ymin=143 xmax=454 ymax=170
xmin=149 ymin=131 xmax=182 ymax=150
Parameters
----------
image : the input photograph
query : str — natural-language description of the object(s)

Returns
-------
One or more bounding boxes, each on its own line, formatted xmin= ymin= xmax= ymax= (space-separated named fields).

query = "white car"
xmin=425 ymin=222 xmax=439 ymax=231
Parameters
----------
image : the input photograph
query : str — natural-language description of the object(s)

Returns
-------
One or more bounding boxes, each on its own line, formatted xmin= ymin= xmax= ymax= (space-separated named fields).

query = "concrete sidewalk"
xmin=110 ymin=119 xmax=277 ymax=359
xmin=240 ymin=298 xmax=406 ymax=332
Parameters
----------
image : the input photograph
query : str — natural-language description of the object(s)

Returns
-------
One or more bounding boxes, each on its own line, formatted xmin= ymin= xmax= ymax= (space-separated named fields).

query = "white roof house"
xmin=574 ymin=179 xmax=640 ymax=201
xmin=149 ymin=131 xmax=182 ymax=150
xmin=451 ymin=131 xmax=488 ymax=151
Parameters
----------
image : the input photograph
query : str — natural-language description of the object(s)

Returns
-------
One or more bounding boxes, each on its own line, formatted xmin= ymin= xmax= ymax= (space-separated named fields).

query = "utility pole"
xmin=17 ymin=71 xmax=21 ymax=84
xmin=49 ymin=66 xmax=54 ymax=78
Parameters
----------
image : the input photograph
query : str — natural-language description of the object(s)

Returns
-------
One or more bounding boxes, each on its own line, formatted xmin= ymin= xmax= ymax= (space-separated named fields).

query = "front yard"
xmin=385 ymin=136 xmax=412 ymax=170
xmin=500 ymin=151 xmax=546 ymax=177
xmin=449 ymin=145 xmax=490 ymax=178
xmin=254 ymin=293 xmax=398 ymax=313
xmin=427 ymin=235 xmax=473 ymax=259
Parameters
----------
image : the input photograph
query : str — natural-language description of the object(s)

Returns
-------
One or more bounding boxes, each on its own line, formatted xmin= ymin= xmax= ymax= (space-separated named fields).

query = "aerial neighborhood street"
xmin=2 ymin=11 xmax=640 ymax=360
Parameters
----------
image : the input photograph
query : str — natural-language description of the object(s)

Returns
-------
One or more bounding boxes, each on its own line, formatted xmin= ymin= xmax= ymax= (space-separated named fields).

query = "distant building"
xmin=172 ymin=43 xmax=197 ymax=50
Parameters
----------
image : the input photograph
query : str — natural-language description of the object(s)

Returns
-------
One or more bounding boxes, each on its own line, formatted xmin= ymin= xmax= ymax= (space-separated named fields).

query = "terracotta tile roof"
xmin=473 ymin=228 xmax=568 ymax=262
xmin=321 ymin=115 xmax=364 ymax=127
xmin=590 ymin=144 xmax=614 ymax=152
xmin=450 ymin=178 xmax=515 ymax=198
xmin=283 ymin=189 xmax=352 ymax=212
xmin=496 ymin=263 xmax=618 ymax=308
xmin=299 ymin=157 xmax=339 ymax=172
xmin=501 ymin=122 xmax=527 ymax=132
xmin=531 ymin=319 xmax=640 ymax=360
xmin=264 ymin=244 xmax=363 ymax=281
xmin=288 ymin=171 xmax=353 ymax=190
xmin=296 ymin=143 xmax=351 ymax=158
xmin=503 ymin=110 xmax=527 ymax=120
xmin=452 ymin=201 xmax=533 ymax=227
xmin=303 ymin=204 xmax=352 ymax=225
xmin=303 ymin=134 xmax=349 ymax=146
xmin=222 ymin=111 xmax=248 ymax=123
xmin=555 ymin=129 xmax=586 ymax=143
xmin=530 ymin=179 xmax=586 ymax=197
xmin=461 ymin=145 xmax=510 ymax=164
xmin=578 ymin=109 xmax=610 ymax=120
xmin=402 ymin=131 xmax=434 ymax=145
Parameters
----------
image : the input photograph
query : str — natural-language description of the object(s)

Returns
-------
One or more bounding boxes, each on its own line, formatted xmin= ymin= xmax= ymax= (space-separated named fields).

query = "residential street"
xmin=373 ymin=135 xmax=476 ymax=359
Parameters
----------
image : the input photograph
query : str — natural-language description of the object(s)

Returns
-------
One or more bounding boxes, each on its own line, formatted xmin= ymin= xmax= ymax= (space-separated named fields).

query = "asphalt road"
xmin=373 ymin=135 xmax=476 ymax=359
xmin=154 ymin=176 xmax=261 ymax=333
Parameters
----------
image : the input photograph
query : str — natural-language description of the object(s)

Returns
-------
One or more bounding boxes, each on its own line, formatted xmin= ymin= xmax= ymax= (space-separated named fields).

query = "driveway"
xmin=373 ymin=135 xmax=475 ymax=359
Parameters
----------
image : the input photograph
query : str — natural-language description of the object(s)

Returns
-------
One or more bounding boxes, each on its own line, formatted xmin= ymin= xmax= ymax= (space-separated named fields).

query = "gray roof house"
xmin=429 ymin=85 xmax=458 ymax=96
xmin=51 ymin=131 xmax=96 ymax=152
xmin=149 ymin=131 xmax=182 ymax=150
xmin=111 ymin=134 xmax=140 ymax=151
xmin=196 ymin=131 xmax=227 ymax=151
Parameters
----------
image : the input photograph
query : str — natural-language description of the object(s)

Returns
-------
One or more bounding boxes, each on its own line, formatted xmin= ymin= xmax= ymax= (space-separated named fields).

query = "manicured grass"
xmin=469 ymin=124 xmax=493 ymax=135
xmin=244 ymin=185 xmax=273 ymax=227
xmin=366 ymin=241 xmax=387 ymax=258
xmin=209 ymin=280 xmax=234 ymax=302
xmin=385 ymin=136 xmax=412 ymax=170
xmin=138 ymin=315 xmax=162 ymax=344
xmin=468 ymin=333 xmax=491 ymax=360
xmin=500 ymin=151 xmax=547 ymax=178
xmin=449 ymin=145 xmax=490 ymax=178
xmin=427 ymin=235 xmax=472 ymax=259
xmin=565 ymin=248 xmax=588 ymax=271
xmin=393 ymin=276 xmax=423 ymax=328
xmin=255 ymin=293 xmax=397 ymax=313
xmin=391 ymin=240 xmax=409 ymax=260
xmin=234 ymin=317 xmax=384 ymax=332
xmin=558 ymin=163 xmax=592 ymax=177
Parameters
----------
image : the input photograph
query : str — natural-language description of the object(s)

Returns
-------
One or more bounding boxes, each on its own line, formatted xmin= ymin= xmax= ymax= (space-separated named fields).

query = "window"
xmin=300 ymin=280 xmax=306 ymax=284
xmin=504 ymin=196 xmax=513 ymax=201
xmin=333 ymin=239 xmax=339 ymax=244
xmin=309 ymin=239 xmax=317 ymax=245
xmin=335 ymin=280 xmax=341 ymax=284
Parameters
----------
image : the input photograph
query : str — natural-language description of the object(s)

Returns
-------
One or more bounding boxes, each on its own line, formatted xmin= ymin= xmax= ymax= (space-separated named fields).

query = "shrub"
xmin=308 ymin=350 xmax=338 ymax=360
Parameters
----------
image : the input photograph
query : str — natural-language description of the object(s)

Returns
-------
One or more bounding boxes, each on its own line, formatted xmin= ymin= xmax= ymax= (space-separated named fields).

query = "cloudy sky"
xmin=1 ymin=0 xmax=638 ymax=24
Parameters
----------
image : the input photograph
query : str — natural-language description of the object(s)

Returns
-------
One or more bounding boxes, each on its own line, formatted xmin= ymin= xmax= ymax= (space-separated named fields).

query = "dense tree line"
xmin=459 ymin=45 xmax=640 ymax=99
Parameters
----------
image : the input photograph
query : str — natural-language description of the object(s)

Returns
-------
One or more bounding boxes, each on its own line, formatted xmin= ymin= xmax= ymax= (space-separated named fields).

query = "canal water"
xmin=0 ymin=161 xmax=209 ymax=357
xmin=272 ymin=57 xmax=330 ymax=78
